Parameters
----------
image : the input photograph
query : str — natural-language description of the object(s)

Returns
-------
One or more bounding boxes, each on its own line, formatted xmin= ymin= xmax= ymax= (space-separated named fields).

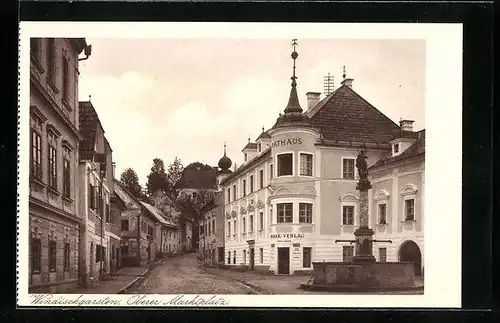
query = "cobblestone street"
xmin=127 ymin=253 xmax=256 ymax=294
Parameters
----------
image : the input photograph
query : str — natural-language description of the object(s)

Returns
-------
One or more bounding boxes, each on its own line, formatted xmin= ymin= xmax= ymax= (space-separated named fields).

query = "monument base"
xmin=303 ymin=261 xmax=420 ymax=293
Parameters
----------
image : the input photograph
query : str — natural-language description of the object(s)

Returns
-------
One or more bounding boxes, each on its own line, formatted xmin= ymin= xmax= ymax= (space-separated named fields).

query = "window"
xmin=233 ymin=220 xmax=237 ymax=235
xmin=299 ymin=203 xmax=313 ymax=223
xmin=405 ymin=199 xmax=415 ymax=221
xmin=89 ymin=184 xmax=96 ymax=210
xmin=258 ymin=143 xmax=261 ymax=152
xmin=249 ymin=175 xmax=254 ymax=193
xmin=47 ymin=38 xmax=55 ymax=82
xmin=242 ymin=217 xmax=246 ymax=233
xmin=212 ymin=219 xmax=216 ymax=233
xmin=233 ymin=185 xmax=236 ymax=201
xmin=227 ymin=188 xmax=231 ymax=202
xmin=62 ymin=56 xmax=70 ymax=102
xmin=259 ymin=248 xmax=264 ymax=263
xmin=48 ymin=145 xmax=57 ymax=190
xmin=49 ymin=239 xmax=56 ymax=272
xmin=277 ymin=153 xmax=293 ymax=176
xmin=63 ymin=158 xmax=71 ymax=198
xmin=259 ymin=169 xmax=264 ymax=189
xmin=249 ymin=214 xmax=254 ymax=232
xmin=244 ymin=153 xmax=248 ymax=162
xmin=31 ymin=237 xmax=41 ymax=274
xmin=300 ymin=153 xmax=313 ymax=176
xmin=342 ymin=246 xmax=354 ymax=262
xmin=30 ymin=131 xmax=42 ymax=180
xmin=393 ymin=143 xmax=399 ymax=154
xmin=64 ymin=242 xmax=70 ymax=271
xmin=228 ymin=251 xmax=231 ymax=264
xmin=233 ymin=251 xmax=236 ymax=264
xmin=277 ymin=203 xmax=293 ymax=223
xmin=243 ymin=250 xmax=246 ymax=263
xmin=242 ymin=179 xmax=246 ymax=196
xmin=303 ymin=247 xmax=312 ymax=268
xmin=105 ymin=203 xmax=111 ymax=223
xmin=259 ymin=211 xmax=264 ymax=230
xmin=379 ymin=248 xmax=387 ymax=262
xmin=227 ymin=221 xmax=231 ymax=236
xmin=342 ymin=205 xmax=355 ymax=225
xmin=270 ymin=164 xmax=274 ymax=179
xmin=342 ymin=158 xmax=355 ymax=179
xmin=30 ymin=38 xmax=41 ymax=60
xmin=148 ymin=225 xmax=154 ymax=236
xmin=378 ymin=203 xmax=387 ymax=224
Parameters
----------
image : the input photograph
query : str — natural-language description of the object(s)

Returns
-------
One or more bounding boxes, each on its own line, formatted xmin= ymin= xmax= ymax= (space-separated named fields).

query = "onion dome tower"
xmin=218 ymin=142 xmax=232 ymax=173
xmin=274 ymin=39 xmax=311 ymax=128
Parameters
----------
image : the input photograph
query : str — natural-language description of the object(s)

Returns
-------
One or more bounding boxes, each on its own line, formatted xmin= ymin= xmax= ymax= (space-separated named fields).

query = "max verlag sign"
xmin=270 ymin=233 xmax=305 ymax=239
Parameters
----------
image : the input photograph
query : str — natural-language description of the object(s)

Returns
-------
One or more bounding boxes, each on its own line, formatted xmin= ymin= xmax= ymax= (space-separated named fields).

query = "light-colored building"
xmin=78 ymin=100 xmax=120 ymax=284
xmin=199 ymin=191 xmax=225 ymax=265
xmin=28 ymin=37 xmax=91 ymax=292
xmin=220 ymin=47 xmax=425 ymax=275
xmin=150 ymin=190 xmax=182 ymax=256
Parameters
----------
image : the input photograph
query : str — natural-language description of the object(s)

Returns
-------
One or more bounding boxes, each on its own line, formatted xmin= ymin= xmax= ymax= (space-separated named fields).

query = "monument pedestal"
xmin=353 ymin=228 xmax=376 ymax=263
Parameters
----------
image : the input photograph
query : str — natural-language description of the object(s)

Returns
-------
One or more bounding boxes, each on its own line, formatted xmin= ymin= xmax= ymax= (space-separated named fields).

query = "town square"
xmin=25 ymin=35 xmax=427 ymax=296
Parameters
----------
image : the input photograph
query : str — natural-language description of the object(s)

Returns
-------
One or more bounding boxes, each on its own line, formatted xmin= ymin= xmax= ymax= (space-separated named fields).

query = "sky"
xmin=77 ymin=38 xmax=426 ymax=186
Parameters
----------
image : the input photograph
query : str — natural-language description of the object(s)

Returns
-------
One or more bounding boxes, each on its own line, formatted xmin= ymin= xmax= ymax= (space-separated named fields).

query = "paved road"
xmin=128 ymin=253 xmax=254 ymax=294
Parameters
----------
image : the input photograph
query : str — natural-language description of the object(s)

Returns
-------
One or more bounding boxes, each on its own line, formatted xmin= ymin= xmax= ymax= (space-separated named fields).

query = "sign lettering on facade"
xmin=271 ymin=138 xmax=303 ymax=148
xmin=270 ymin=233 xmax=305 ymax=239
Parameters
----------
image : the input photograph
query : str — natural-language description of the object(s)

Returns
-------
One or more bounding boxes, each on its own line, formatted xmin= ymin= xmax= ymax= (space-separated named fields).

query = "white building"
xmin=219 ymin=45 xmax=424 ymax=276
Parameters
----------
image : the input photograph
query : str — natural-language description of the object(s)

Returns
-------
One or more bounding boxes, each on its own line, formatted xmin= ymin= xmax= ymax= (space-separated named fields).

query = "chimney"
xmin=399 ymin=119 xmax=415 ymax=132
xmin=306 ymin=92 xmax=321 ymax=111
xmin=341 ymin=78 xmax=353 ymax=88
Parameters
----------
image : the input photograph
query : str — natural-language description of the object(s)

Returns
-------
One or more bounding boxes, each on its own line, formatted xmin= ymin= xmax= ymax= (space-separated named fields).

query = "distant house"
xmin=199 ymin=191 xmax=225 ymax=265
xmin=175 ymin=162 xmax=219 ymax=252
xmin=150 ymin=190 xmax=182 ymax=256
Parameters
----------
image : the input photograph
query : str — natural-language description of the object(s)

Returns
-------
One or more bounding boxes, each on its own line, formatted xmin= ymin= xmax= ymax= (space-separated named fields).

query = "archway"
xmin=398 ymin=240 xmax=422 ymax=276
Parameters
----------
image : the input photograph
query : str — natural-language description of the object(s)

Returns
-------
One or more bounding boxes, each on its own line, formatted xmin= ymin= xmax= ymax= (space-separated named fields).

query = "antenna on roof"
xmin=323 ymin=72 xmax=335 ymax=96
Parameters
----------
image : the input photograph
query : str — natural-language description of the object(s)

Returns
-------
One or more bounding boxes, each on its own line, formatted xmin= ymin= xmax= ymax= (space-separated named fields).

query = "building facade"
xmin=199 ymin=191 xmax=225 ymax=265
xmin=28 ymin=38 xmax=90 ymax=292
xmin=78 ymin=100 xmax=121 ymax=284
xmin=220 ymin=46 xmax=425 ymax=275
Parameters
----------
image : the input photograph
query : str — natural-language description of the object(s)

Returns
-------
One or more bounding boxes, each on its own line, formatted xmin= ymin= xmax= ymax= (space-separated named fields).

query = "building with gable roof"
xmin=219 ymin=42 xmax=425 ymax=276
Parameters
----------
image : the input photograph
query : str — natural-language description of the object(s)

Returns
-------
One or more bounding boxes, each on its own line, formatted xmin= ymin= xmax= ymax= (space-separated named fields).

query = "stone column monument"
xmin=353 ymin=148 xmax=376 ymax=263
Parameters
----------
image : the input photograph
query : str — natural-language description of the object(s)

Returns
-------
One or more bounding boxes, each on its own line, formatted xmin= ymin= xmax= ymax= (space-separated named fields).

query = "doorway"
xmin=249 ymin=248 xmax=255 ymax=270
xmin=399 ymin=240 xmax=422 ymax=276
xmin=277 ymin=247 xmax=290 ymax=275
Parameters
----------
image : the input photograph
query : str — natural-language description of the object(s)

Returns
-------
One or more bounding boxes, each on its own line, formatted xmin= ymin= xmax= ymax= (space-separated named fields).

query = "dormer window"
xmin=393 ymin=143 xmax=399 ymax=154
xmin=244 ymin=153 xmax=248 ymax=162
xmin=258 ymin=143 xmax=261 ymax=152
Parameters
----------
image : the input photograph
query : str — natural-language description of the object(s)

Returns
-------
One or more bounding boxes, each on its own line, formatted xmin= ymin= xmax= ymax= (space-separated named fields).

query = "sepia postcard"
xmin=17 ymin=22 xmax=462 ymax=308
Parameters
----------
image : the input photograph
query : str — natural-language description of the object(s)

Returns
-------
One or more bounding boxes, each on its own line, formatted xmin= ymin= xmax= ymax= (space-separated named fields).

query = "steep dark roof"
xmin=176 ymin=163 xmax=218 ymax=190
xmin=242 ymin=142 xmax=258 ymax=151
xmin=220 ymin=148 xmax=272 ymax=185
xmin=308 ymin=85 xmax=401 ymax=147
xmin=256 ymin=130 xmax=271 ymax=140
xmin=370 ymin=130 xmax=425 ymax=169
xmin=79 ymin=101 xmax=104 ymax=160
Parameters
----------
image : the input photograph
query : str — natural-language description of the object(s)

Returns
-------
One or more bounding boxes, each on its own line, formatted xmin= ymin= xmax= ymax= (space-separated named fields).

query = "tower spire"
xmin=224 ymin=141 xmax=227 ymax=155
xmin=284 ymin=39 xmax=302 ymax=114
xmin=343 ymin=65 xmax=346 ymax=80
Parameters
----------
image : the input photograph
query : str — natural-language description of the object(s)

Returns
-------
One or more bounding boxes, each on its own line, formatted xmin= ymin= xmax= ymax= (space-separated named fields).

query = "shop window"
xmin=300 ymin=153 xmax=313 ymax=176
xmin=379 ymin=247 xmax=387 ymax=262
xmin=64 ymin=242 xmax=70 ymax=271
xmin=49 ymin=239 xmax=56 ymax=272
xmin=259 ymin=248 xmax=264 ymax=263
xmin=342 ymin=158 xmax=355 ymax=179
xmin=342 ymin=205 xmax=355 ymax=225
xmin=342 ymin=246 xmax=354 ymax=262
xmin=259 ymin=169 xmax=264 ymax=189
xmin=31 ymin=237 xmax=41 ymax=274
xmin=277 ymin=203 xmax=293 ymax=223
xmin=405 ymin=199 xmax=415 ymax=221
xmin=303 ymin=247 xmax=312 ymax=268
xmin=299 ymin=203 xmax=312 ymax=223
xmin=378 ymin=203 xmax=387 ymax=224
xmin=277 ymin=153 xmax=293 ymax=176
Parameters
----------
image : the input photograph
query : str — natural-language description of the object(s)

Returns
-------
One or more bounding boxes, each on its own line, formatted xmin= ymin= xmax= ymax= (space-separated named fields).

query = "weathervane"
xmin=343 ymin=65 xmax=347 ymax=80
xmin=291 ymin=39 xmax=299 ymax=85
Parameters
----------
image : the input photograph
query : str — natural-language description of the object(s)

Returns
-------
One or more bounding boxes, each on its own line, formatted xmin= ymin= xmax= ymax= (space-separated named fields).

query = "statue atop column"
xmin=356 ymin=148 xmax=372 ymax=190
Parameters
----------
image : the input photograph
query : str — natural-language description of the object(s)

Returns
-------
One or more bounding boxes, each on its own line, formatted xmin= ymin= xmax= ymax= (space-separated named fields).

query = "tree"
xmin=146 ymin=158 xmax=169 ymax=196
xmin=166 ymin=157 xmax=184 ymax=199
xmin=120 ymin=168 xmax=144 ymax=199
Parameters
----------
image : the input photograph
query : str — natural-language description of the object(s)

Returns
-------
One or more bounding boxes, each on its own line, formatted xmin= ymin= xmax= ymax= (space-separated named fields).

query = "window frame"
xmin=404 ymin=198 xmax=416 ymax=221
xmin=276 ymin=152 xmax=294 ymax=177
xmin=48 ymin=144 xmax=58 ymax=191
xmin=259 ymin=169 xmax=264 ymax=189
xmin=46 ymin=38 xmax=56 ymax=84
xmin=62 ymin=54 xmax=70 ymax=103
xmin=242 ymin=179 xmax=247 ymax=197
xmin=299 ymin=152 xmax=313 ymax=177
xmin=249 ymin=175 xmax=254 ymax=193
xmin=379 ymin=247 xmax=387 ymax=262
xmin=259 ymin=247 xmax=264 ymax=263
xmin=31 ymin=237 xmax=41 ymax=274
xmin=259 ymin=211 xmax=264 ymax=230
xmin=63 ymin=242 xmax=70 ymax=271
xmin=276 ymin=203 xmax=293 ymax=223
xmin=269 ymin=164 xmax=274 ymax=180
xmin=401 ymin=184 xmax=418 ymax=222
xmin=299 ymin=203 xmax=313 ymax=224
xmin=30 ymin=130 xmax=43 ymax=181
xmin=378 ymin=202 xmax=388 ymax=225
xmin=302 ymin=247 xmax=312 ymax=268
xmin=342 ymin=205 xmax=355 ymax=226
xmin=341 ymin=157 xmax=356 ymax=180
xmin=342 ymin=245 xmax=354 ymax=262
xmin=63 ymin=157 xmax=71 ymax=198
xmin=233 ymin=184 xmax=236 ymax=201
xmin=49 ymin=239 xmax=57 ymax=272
